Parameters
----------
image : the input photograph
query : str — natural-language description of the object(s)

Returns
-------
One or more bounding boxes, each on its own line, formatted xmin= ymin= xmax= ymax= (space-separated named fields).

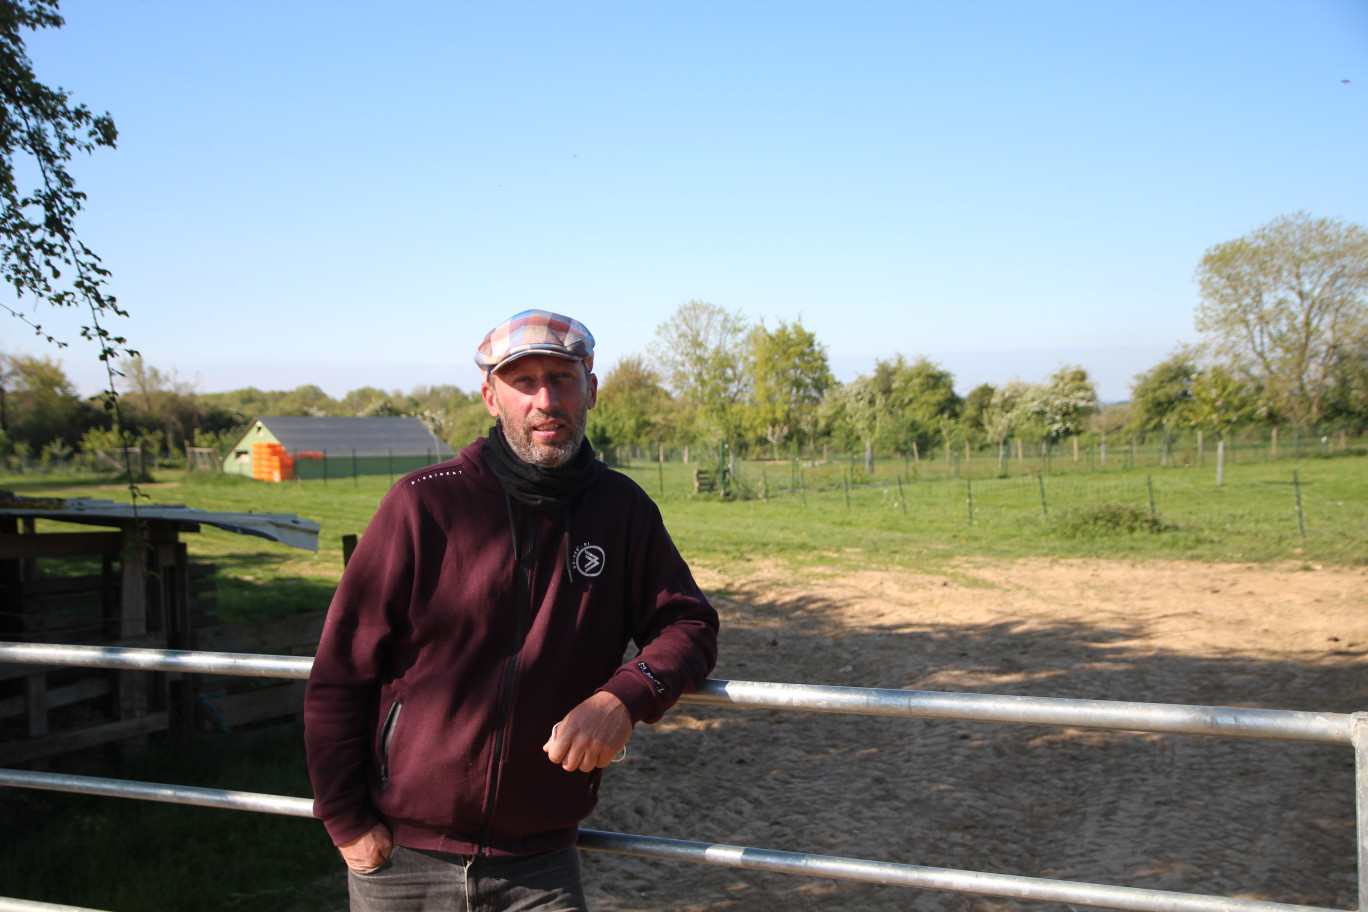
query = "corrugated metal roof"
xmin=247 ymin=416 xmax=456 ymax=459
xmin=0 ymin=494 xmax=321 ymax=552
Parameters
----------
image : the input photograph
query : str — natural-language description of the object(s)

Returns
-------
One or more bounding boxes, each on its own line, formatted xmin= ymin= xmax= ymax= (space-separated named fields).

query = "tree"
xmin=274 ymin=384 xmax=334 ymax=416
xmin=1184 ymin=366 xmax=1259 ymax=439
xmin=339 ymin=386 xmax=401 ymax=415
xmin=588 ymin=354 xmax=678 ymax=455
xmin=1021 ymin=365 xmax=1098 ymax=441
xmin=746 ymin=318 xmax=833 ymax=457
xmin=444 ymin=390 xmax=495 ymax=450
xmin=983 ymin=380 xmax=1032 ymax=467
xmin=870 ymin=355 xmax=961 ymax=453
xmin=959 ymin=382 xmax=996 ymax=444
xmin=1323 ymin=326 xmax=1368 ymax=430
xmin=826 ymin=374 xmax=884 ymax=471
xmin=1128 ymin=348 xmax=1199 ymax=432
xmin=1194 ymin=212 xmax=1368 ymax=428
xmin=0 ymin=350 xmax=101 ymax=451
xmin=0 ymin=1 xmax=125 ymax=373
xmin=652 ymin=300 xmax=751 ymax=445
xmin=117 ymin=356 xmax=206 ymax=456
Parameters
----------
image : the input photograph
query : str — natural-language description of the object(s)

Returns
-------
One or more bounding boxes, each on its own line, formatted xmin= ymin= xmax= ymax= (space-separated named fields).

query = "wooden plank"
xmin=119 ymin=525 xmax=147 ymax=638
xmin=25 ymin=673 xmax=48 ymax=737
xmin=193 ymin=612 xmax=326 ymax=655
xmin=0 ymin=712 xmax=169 ymax=766
xmin=24 ymin=574 xmax=108 ymax=597
xmin=199 ymin=681 xmax=307 ymax=731
xmin=0 ymin=532 xmax=123 ymax=559
xmin=0 ymin=676 xmax=111 ymax=719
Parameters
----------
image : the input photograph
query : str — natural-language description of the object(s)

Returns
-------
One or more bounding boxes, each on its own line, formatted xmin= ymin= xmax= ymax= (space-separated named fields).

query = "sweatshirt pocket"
xmin=377 ymin=699 xmax=403 ymax=789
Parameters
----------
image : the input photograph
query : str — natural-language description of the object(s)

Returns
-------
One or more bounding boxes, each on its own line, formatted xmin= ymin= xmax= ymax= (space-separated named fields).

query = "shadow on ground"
xmin=581 ymin=586 xmax=1360 ymax=912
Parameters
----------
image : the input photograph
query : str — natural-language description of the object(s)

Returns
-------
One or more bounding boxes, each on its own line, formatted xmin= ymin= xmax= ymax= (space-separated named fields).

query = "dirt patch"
xmin=580 ymin=558 xmax=1367 ymax=911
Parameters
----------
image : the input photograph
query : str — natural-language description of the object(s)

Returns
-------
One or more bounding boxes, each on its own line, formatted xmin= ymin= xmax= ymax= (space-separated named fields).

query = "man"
xmin=304 ymin=310 xmax=719 ymax=911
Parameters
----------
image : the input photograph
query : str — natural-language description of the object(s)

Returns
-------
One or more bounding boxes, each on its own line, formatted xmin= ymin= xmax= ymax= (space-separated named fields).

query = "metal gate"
xmin=0 ymin=641 xmax=1363 ymax=912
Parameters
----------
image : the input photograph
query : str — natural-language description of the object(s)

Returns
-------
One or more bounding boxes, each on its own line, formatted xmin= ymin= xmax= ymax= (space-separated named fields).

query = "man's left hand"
xmin=543 ymin=691 xmax=632 ymax=772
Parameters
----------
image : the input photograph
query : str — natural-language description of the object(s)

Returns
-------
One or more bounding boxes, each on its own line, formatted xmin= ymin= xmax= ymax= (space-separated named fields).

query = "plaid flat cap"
xmin=475 ymin=310 xmax=596 ymax=373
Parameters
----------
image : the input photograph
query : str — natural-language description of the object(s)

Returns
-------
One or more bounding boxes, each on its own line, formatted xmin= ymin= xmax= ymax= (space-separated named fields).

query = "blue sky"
xmin=9 ymin=0 xmax=1366 ymax=403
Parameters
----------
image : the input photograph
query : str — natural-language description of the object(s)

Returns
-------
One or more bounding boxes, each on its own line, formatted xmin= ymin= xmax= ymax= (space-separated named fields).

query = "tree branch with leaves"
xmin=0 ymin=0 xmax=141 ymax=490
xmin=1194 ymin=212 xmax=1368 ymax=428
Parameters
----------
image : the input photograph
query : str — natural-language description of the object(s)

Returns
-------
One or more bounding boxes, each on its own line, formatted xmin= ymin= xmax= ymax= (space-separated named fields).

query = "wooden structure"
xmin=0 ymin=493 xmax=320 ymax=765
xmin=693 ymin=469 xmax=718 ymax=493
xmin=190 ymin=610 xmax=326 ymax=735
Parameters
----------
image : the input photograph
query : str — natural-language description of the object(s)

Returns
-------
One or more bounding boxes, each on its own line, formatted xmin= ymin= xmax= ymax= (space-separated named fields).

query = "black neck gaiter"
xmin=480 ymin=423 xmax=604 ymax=510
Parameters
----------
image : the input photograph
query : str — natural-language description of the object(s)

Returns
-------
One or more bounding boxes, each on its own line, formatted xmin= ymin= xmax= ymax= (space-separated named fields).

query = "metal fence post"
xmin=1354 ymin=713 xmax=1368 ymax=912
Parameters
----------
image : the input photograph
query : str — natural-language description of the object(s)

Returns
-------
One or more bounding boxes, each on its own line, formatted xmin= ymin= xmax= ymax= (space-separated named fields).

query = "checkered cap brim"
xmin=475 ymin=310 xmax=595 ymax=373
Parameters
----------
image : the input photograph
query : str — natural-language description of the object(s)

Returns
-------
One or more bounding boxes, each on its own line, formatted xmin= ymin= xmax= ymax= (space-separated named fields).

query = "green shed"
xmin=223 ymin=416 xmax=456 ymax=481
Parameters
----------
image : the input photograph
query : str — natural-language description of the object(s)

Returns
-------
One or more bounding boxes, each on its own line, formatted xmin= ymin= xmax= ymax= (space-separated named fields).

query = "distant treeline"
xmin=1 ymin=330 xmax=1363 ymax=473
xmin=3 ymin=215 xmax=1365 ymax=471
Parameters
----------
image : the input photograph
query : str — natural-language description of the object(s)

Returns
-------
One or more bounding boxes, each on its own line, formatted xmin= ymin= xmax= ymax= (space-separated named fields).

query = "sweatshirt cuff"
xmin=318 ymin=803 xmax=381 ymax=848
xmin=596 ymin=664 xmax=662 ymax=725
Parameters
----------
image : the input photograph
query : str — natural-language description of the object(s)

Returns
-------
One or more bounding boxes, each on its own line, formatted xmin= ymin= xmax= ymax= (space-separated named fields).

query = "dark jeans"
xmin=348 ymin=844 xmax=588 ymax=912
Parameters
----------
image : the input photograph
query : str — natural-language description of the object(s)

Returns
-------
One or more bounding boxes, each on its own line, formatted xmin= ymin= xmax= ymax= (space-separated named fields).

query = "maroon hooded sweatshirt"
xmin=304 ymin=439 xmax=718 ymax=857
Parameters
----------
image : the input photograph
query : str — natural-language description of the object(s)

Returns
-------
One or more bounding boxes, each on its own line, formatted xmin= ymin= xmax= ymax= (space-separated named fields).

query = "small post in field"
xmin=1293 ymin=470 xmax=1306 ymax=540
xmin=1036 ymin=471 xmax=1048 ymax=517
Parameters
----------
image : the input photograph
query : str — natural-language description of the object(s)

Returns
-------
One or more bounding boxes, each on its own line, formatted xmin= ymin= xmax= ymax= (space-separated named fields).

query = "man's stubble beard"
xmin=494 ymin=396 xmax=589 ymax=468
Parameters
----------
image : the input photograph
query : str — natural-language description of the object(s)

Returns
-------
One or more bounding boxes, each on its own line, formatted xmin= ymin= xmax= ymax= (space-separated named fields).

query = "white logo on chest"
xmin=572 ymin=543 xmax=605 ymax=578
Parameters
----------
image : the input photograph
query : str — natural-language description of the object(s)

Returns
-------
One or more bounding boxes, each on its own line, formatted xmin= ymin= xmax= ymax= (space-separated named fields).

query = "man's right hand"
xmin=338 ymin=822 xmax=393 ymax=872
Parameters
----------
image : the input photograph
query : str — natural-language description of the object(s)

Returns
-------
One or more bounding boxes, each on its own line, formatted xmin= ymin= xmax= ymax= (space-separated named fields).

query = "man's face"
xmin=481 ymin=353 xmax=598 ymax=467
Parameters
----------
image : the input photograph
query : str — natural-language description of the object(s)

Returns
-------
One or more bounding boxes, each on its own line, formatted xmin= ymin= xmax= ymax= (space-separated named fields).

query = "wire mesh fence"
xmin=681 ymin=459 xmax=1368 ymax=560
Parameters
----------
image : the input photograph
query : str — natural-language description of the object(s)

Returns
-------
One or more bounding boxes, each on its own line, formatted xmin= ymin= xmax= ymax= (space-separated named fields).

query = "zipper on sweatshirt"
xmin=477 ymin=506 xmax=536 ymax=855
xmin=377 ymin=700 xmax=403 ymax=788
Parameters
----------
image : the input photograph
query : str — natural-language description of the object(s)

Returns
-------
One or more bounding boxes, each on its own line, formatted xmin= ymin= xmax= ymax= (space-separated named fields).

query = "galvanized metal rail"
xmin=1 ymin=641 xmax=1364 ymax=912
xmin=0 ymin=898 xmax=112 ymax=912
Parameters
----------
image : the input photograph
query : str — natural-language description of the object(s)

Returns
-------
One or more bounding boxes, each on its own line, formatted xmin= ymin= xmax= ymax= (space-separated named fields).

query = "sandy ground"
xmin=578 ymin=558 xmax=1367 ymax=912
xmin=308 ymin=558 xmax=1368 ymax=911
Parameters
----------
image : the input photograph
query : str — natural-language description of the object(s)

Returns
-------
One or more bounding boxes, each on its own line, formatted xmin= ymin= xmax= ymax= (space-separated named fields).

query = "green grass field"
xmin=7 ymin=450 xmax=1366 ymax=618
xmin=1 ymin=453 xmax=1364 ymax=911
